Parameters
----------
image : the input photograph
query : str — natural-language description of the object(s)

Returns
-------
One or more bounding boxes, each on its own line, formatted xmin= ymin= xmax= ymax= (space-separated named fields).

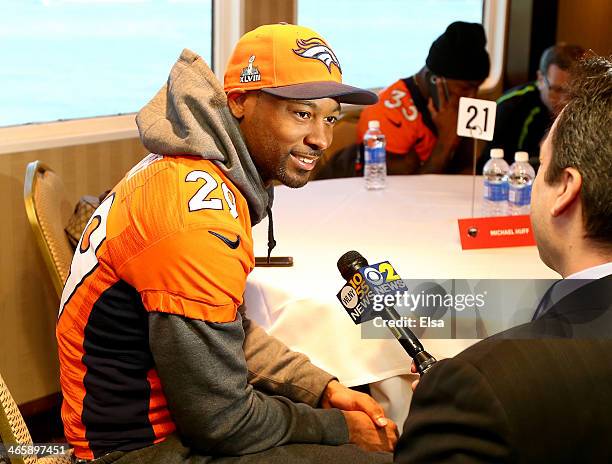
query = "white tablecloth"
xmin=244 ymin=175 xmax=557 ymax=426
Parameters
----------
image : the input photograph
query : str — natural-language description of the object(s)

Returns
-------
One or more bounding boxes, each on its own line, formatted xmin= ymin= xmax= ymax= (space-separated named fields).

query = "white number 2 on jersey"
xmin=186 ymin=170 xmax=238 ymax=219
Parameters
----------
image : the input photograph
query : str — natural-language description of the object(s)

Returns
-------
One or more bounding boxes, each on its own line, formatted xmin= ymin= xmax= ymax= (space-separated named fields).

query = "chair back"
xmin=24 ymin=161 xmax=73 ymax=299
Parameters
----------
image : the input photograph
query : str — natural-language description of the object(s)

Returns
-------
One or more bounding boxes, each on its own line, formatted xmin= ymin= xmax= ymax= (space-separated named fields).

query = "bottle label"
xmin=364 ymin=146 xmax=385 ymax=164
xmin=484 ymin=180 xmax=508 ymax=202
xmin=509 ymin=184 xmax=532 ymax=206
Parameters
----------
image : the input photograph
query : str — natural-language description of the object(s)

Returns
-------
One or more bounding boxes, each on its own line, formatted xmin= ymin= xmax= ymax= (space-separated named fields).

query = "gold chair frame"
xmin=0 ymin=372 xmax=70 ymax=464
xmin=23 ymin=161 xmax=70 ymax=299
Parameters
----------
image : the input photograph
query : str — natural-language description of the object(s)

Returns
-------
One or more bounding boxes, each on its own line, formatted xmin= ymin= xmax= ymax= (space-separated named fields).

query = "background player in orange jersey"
xmin=58 ymin=24 xmax=398 ymax=464
xmin=356 ymin=22 xmax=490 ymax=175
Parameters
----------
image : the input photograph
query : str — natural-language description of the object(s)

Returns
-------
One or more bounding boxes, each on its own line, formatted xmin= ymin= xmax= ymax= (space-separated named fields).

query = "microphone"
xmin=337 ymin=250 xmax=437 ymax=375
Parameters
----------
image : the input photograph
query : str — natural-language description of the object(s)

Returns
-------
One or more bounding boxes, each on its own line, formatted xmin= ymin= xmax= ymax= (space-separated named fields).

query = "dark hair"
xmin=546 ymin=56 xmax=612 ymax=246
xmin=539 ymin=44 xmax=585 ymax=74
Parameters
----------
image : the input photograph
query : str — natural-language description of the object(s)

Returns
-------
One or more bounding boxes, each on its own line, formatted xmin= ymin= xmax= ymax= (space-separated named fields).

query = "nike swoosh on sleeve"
xmin=386 ymin=117 xmax=402 ymax=128
xmin=208 ymin=231 xmax=241 ymax=249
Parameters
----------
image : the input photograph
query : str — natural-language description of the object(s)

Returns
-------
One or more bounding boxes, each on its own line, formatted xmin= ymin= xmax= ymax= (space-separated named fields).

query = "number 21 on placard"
xmin=185 ymin=170 xmax=238 ymax=218
xmin=466 ymin=105 xmax=489 ymax=132
xmin=456 ymin=97 xmax=497 ymax=141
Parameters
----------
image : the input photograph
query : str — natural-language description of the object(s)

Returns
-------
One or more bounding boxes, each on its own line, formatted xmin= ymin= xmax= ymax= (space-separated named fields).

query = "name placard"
xmin=457 ymin=215 xmax=536 ymax=250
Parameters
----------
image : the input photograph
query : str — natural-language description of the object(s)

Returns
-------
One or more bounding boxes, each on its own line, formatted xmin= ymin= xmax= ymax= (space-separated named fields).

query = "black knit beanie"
xmin=425 ymin=21 xmax=490 ymax=80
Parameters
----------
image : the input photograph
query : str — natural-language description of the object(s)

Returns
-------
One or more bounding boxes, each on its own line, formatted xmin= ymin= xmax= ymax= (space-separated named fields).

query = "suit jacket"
xmin=395 ymin=276 xmax=612 ymax=463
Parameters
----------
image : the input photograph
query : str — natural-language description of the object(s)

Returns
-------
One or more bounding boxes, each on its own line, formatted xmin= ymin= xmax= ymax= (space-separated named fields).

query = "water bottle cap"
xmin=515 ymin=151 xmax=529 ymax=162
xmin=490 ymin=148 xmax=504 ymax=159
xmin=368 ymin=120 xmax=380 ymax=130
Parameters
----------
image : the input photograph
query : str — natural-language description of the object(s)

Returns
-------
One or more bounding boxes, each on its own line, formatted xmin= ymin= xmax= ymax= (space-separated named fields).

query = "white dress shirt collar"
xmin=566 ymin=262 xmax=612 ymax=280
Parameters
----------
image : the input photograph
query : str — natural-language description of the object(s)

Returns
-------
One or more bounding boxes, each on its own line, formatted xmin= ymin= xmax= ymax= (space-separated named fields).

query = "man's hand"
xmin=411 ymin=358 xmax=445 ymax=391
xmin=428 ymin=79 xmax=460 ymax=151
xmin=416 ymin=79 xmax=460 ymax=174
xmin=342 ymin=410 xmax=398 ymax=453
xmin=321 ymin=380 xmax=389 ymax=427
xmin=410 ymin=362 xmax=420 ymax=392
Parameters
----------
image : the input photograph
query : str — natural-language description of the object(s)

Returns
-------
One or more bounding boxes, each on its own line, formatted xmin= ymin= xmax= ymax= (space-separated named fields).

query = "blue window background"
xmin=0 ymin=0 xmax=212 ymax=127
xmin=298 ymin=0 xmax=483 ymax=90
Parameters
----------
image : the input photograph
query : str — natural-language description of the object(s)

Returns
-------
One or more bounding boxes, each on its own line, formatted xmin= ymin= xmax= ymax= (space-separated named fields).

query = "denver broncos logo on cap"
xmin=292 ymin=37 xmax=342 ymax=74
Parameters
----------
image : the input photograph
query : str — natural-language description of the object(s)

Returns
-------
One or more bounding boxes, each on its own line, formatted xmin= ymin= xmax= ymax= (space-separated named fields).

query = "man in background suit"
xmin=395 ymin=56 xmax=612 ymax=463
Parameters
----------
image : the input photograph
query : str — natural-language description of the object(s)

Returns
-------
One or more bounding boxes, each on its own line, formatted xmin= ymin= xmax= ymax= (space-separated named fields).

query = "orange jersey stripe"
xmin=147 ymin=369 xmax=176 ymax=440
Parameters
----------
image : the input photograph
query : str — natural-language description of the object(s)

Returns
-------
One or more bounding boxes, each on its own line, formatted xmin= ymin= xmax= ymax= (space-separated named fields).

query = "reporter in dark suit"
xmin=395 ymin=56 xmax=612 ymax=463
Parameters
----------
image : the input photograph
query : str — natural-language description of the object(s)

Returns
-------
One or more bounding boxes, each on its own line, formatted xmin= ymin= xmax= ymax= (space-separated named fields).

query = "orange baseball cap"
xmin=224 ymin=23 xmax=378 ymax=105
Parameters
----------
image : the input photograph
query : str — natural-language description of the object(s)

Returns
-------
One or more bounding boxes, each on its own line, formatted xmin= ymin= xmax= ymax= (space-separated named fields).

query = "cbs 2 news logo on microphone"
xmin=337 ymin=261 xmax=407 ymax=324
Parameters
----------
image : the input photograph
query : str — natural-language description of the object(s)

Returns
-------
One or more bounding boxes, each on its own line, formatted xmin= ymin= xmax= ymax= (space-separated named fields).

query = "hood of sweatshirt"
xmin=135 ymin=48 xmax=272 ymax=227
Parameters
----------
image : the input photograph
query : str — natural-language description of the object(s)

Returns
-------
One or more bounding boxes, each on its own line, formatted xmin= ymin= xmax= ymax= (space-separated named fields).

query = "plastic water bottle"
xmin=363 ymin=120 xmax=386 ymax=190
xmin=508 ymin=151 xmax=536 ymax=215
xmin=482 ymin=148 xmax=509 ymax=216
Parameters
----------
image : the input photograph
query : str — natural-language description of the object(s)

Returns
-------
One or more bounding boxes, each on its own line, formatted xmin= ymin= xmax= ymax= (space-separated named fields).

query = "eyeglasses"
xmin=542 ymin=74 xmax=568 ymax=95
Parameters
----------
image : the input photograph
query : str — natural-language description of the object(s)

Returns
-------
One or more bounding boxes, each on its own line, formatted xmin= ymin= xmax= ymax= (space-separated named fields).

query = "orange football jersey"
xmin=57 ymin=154 xmax=254 ymax=459
xmin=356 ymin=78 xmax=437 ymax=161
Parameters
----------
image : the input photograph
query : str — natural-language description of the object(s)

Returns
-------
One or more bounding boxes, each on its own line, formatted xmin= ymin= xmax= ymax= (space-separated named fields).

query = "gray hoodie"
xmin=134 ymin=49 xmax=349 ymax=457
xmin=137 ymin=48 xmax=270 ymax=226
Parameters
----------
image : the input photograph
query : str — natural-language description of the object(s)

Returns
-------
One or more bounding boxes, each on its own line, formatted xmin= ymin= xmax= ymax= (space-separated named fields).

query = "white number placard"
xmin=456 ymin=97 xmax=497 ymax=141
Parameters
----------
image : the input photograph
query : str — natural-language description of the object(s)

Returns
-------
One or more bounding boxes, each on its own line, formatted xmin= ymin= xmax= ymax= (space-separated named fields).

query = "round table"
xmin=244 ymin=175 xmax=557 ymax=429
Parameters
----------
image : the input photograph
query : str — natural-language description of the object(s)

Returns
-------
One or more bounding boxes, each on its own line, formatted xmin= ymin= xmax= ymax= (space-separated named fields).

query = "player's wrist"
xmin=320 ymin=379 xmax=341 ymax=407
xmin=434 ymin=136 xmax=458 ymax=154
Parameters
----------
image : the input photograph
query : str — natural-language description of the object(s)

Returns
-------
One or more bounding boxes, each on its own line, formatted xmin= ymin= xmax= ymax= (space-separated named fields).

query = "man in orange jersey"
xmin=355 ymin=22 xmax=490 ymax=175
xmin=58 ymin=24 xmax=396 ymax=464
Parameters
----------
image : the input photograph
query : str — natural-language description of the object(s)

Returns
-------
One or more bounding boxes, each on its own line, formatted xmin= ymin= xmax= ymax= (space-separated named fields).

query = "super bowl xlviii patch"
xmin=240 ymin=55 xmax=261 ymax=83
